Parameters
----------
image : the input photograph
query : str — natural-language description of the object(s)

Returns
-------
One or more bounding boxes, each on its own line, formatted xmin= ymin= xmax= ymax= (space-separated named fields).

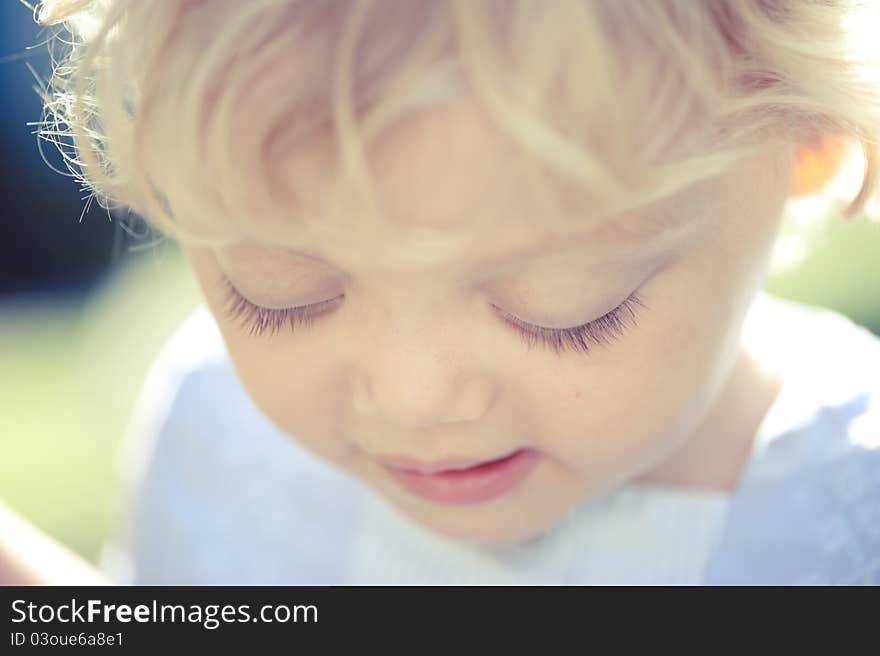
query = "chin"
xmin=398 ymin=502 xmax=562 ymax=547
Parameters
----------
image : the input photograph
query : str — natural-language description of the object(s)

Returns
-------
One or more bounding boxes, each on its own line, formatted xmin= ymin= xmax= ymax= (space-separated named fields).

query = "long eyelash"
xmin=220 ymin=273 xmax=647 ymax=355
xmin=498 ymin=292 xmax=648 ymax=356
xmin=219 ymin=277 xmax=338 ymax=338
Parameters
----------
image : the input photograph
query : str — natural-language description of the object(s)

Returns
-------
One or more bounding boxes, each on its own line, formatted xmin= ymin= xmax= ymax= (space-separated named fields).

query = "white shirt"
xmin=99 ymin=290 xmax=880 ymax=585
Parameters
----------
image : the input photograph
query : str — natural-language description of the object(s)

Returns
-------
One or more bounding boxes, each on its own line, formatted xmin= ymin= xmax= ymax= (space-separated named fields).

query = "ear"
xmin=789 ymin=134 xmax=848 ymax=197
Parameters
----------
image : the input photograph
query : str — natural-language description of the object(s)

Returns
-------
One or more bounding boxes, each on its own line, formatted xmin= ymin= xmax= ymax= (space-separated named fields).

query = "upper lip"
xmin=375 ymin=449 xmax=522 ymax=474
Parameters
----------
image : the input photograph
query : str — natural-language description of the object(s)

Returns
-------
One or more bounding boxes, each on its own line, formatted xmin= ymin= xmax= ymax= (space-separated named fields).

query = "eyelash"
xmin=220 ymin=277 xmax=341 ymax=337
xmin=492 ymin=293 xmax=647 ymax=356
xmin=219 ymin=276 xmax=647 ymax=356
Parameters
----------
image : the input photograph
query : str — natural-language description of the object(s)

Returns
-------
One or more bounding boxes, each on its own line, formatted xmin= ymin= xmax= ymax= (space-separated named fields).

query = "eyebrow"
xmin=228 ymin=180 xmax=707 ymax=280
xmin=230 ymin=206 xmax=695 ymax=280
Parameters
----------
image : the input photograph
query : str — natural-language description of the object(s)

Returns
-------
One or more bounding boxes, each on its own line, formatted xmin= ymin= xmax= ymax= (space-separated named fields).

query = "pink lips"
xmin=379 ymin=449 xmax=540 ymax=505
xmin=376 ymin=452 xmax=515 ymax=475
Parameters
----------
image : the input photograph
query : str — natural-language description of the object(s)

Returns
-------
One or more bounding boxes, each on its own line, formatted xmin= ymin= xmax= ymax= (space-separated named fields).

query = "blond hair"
xmin=35 ymin=0 xmax=880 ymax=246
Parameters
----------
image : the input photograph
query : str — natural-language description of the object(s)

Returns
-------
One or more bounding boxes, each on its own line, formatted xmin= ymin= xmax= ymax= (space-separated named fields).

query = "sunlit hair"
xmin=35 ymin=0 xmax=880 ymax=247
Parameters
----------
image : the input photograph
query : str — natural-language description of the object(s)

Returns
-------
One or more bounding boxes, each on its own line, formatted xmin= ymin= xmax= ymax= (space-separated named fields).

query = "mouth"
xmin=375 ymin=450 xmax=523 ymax=475
xmin=379 ymin=448 xmax=540 ymax=505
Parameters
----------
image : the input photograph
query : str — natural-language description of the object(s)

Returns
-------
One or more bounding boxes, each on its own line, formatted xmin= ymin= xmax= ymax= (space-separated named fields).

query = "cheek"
xmin=222 ymin=335 xmax=353 ymax=461
xmin=521 ymin=294 xmax=731 ymax=474
xmin=527 ymin=362 xmax=700 ymax=461
xmin=184 ymin=250 xmax=350 ymax=459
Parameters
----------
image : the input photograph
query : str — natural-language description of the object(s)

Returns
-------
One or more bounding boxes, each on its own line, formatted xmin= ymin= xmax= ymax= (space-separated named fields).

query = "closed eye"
xmin=220 ymin=275 xmax=343 ymax=337
xmin=492 ymin=291 xmax=647 ymax=356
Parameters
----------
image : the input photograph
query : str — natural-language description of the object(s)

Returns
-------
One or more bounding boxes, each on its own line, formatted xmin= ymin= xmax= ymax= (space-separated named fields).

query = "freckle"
xmin=573 ymin=389 xmax=582 ymax=400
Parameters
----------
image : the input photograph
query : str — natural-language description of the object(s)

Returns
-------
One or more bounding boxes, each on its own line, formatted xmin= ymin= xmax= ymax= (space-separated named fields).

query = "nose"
xmin=351 ymin=330 xmax=494 ymax=430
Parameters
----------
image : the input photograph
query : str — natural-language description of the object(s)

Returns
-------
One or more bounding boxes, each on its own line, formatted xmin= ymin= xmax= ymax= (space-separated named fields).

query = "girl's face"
xmin=182 ymin=95 xmax=794 ymax=544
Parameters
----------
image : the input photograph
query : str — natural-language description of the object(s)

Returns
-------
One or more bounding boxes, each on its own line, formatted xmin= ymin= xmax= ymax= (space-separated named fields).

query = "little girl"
xmin=27 ymin=0 xmax=880 ymax=584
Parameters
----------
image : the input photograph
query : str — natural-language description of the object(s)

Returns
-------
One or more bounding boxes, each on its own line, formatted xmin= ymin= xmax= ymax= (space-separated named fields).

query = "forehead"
xmin=226 ymin=94 xmax=773 ymax=276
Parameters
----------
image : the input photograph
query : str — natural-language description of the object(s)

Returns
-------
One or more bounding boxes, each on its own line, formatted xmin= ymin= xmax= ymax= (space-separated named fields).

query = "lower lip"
xmin=382 ymin=449 xmax=540 ymax=505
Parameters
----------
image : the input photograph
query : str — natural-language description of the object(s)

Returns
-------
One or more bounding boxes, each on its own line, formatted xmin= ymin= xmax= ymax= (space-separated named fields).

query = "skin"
xmin=181 ymin=95 xmax=800 ymax=546
xmin=0 ymin=500 xmax=111 ymax=585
